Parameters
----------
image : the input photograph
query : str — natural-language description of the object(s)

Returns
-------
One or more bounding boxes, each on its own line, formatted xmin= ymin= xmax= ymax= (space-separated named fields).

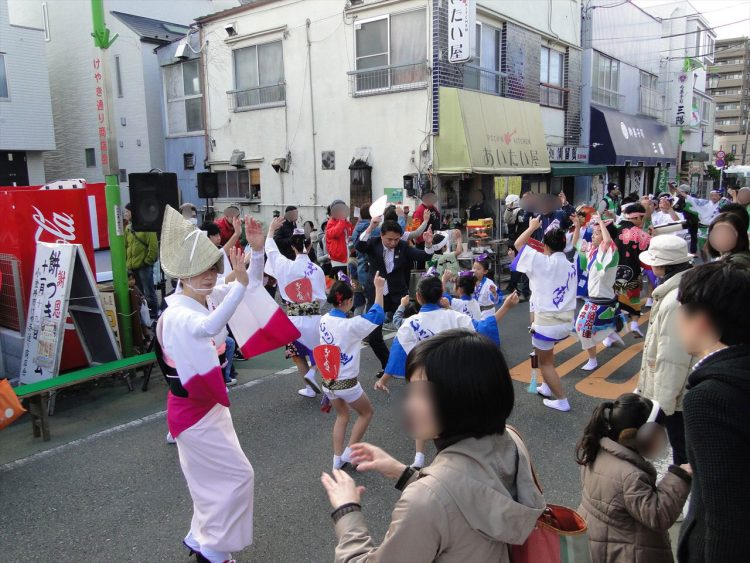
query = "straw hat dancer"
xmin=157 ymin=205 xmax=263 ymax=563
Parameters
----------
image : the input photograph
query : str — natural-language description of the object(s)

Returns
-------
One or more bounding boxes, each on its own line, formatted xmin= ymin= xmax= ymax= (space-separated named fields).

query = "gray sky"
xmin=633 ymin=0 xmax=750 ymax=39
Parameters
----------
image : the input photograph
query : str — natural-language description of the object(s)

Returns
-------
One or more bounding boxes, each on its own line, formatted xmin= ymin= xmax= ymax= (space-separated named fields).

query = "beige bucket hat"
xmin=640 ymin=235 xmax=693 ymax=267
xmin=159 ymin=205 xmax=224 ymax=278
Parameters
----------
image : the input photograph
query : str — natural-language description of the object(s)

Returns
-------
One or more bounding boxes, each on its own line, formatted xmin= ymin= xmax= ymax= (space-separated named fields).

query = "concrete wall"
xmin=202 ymin=0 xmax=430 ymax=225
xmin=478 ymin=0 xmax=580 ymax=47
xmin=26 ymin=151 xmax=46 ymax=184
xmin=0 ymin=0 xmax=55 ymax=153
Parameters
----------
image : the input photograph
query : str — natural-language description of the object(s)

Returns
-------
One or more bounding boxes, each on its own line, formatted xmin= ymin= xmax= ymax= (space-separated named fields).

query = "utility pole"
xmin=91 ymin=0 xmax=132 ymax=356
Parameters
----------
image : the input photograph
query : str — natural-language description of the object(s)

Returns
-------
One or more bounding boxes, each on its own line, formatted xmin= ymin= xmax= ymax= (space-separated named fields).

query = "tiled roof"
xmin=110 ymin=11 xmax=190 ymax=45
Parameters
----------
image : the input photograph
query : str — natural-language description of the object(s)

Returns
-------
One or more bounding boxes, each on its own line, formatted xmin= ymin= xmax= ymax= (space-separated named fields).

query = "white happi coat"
xmin=450 ymin=296 xmax=482 ymax=321
xmin=397 ymin=304 xmax=475 ymax=355
xmin=265 ymin=237 xmax=326 ymax=351
xmin=319 ymin=305 xmax=384 ymax=381
xmin=473 ymin=276 xmax=500 ymax=319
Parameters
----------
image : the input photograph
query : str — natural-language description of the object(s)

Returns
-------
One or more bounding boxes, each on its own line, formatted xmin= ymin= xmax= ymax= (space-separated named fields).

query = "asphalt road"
xmin=0 ymin=302 xmax=648 ymax=562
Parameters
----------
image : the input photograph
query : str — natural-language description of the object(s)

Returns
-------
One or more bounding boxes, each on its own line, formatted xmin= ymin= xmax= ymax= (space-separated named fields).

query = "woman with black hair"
xmin=638 ymin=235 xmax=694 ymax=466
xmin=705 ymin=212 xmax=749 ymax=260
xmin=577 ymin=393 xmax=691 ymax=563
xmin=319 ymin=274 xmax=385 ymax=471
xmin=266 ymin=217 xmax=327 ymax=398
xmin=321 ymin=330 xmax=545 ymax=562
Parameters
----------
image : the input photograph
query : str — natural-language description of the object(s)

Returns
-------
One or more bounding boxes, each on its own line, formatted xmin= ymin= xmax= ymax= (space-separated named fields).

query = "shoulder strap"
xmin=506 ymin=425 xmax=543 ymax=494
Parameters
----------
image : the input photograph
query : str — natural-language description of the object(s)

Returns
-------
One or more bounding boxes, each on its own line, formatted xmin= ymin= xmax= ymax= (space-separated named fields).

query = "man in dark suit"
xmin=273 ymin=205 xmax=299 ymax=260
xmin=356 ymin=218 xmax=434 ymax=375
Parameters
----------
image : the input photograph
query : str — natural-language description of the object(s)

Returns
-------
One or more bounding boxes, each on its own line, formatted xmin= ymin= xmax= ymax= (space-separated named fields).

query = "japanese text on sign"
xmin=93 ymin=58 xmax=109 ymax=166
xmin=448 ymin=0 xmax=475 ymax=64
xmin=674 ymin=71 xmax=687 ymax=127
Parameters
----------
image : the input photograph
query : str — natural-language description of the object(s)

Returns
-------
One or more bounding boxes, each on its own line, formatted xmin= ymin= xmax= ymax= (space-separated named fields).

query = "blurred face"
xmin=678 ymin=305 xmax=713 ymax=357
xmin=181 ymin=208 xmax=196 ymax=220
xmin=208 ymin=232 xmax=221 ymax=247
xmin=558 ymin=192 xmax=568 ymax=204
xmin=471 ymin=261 xmax=487 ymax=280
xmin=381 ymin=230 xmax=401 ymax=250
xmin=331 ymin=204 xmax=349 ymax=220
xmin=286 ymin=209 xmax=299 ymax=222
xmin=304 ymin=222 xmax=313 ymax=236
xmin=658 ymin=197 xmax=672 ymax=212
xmin=591 ymin=225 xmax=603 ymax=246
xmin=709 ymin=192 xmax=722 ymax=204
xmin=404 ymin=368 xmax=439 ymax=441
xmin=652 ymin=265 xmax=666 ymax=278
xmin=641 ymin=425 xmax=669 ymax=458
xmin=422 ymin=193 xmax=437 ymax=208
xmin=627 ymin=214 xmax=645 ymax=228
xmin=708 ymin=222 xmax=739 ymax=254
xmin=738 ymin=188 xmax=750 ymax=205
xmin=123 ymin=208 xmax=132 ymax=222
xmin=182 ymin=265 xmax=219 ymax=294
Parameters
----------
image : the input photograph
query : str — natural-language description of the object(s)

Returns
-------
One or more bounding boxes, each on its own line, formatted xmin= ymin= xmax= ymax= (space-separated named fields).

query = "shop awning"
xmin=589 ymin=106 xmax=676 ymax=167
xmin=550 ymin=163 xmax=607 ymax=177
xmin=434 ymin=87 xmax=551 ymax=175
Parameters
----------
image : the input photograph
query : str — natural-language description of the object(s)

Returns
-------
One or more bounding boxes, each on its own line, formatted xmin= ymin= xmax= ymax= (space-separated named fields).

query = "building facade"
xmin=581 ymin=0 xmax=676 ymax=202
xmin=709 ymin=36 xmax=750 ymax=165
xmin=0 ymin=0 xmax=55 ymax=185
xmin=11 ymin=0 xmax=235 ymax=201
xmin=197 ymin=0 xmax=585 ymax=227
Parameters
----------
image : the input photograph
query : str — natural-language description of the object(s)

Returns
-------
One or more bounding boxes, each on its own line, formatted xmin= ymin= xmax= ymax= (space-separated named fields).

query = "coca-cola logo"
xmin=32 ymin=205 xmax=76 ymax=243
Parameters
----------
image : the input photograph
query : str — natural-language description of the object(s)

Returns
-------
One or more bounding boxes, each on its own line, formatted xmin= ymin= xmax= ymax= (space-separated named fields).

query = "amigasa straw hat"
xmin=160 ymin=205 xmax=224 ymax=279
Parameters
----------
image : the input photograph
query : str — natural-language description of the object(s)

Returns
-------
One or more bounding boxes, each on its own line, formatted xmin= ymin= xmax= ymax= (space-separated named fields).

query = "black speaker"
xmin=403 ymin=175 xmax=416 ymax=197
xmin=128 ymin=172 xmax=179 ymax=232
xmin=197 ymin=172 xmax=219 ymax=199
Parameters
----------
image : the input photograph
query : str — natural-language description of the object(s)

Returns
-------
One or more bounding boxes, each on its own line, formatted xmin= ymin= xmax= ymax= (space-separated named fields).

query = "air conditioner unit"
xmin=271 ymin=156 xmax=290 ymax=173
xmin=230 ymin=150 xmax=245 ymax=167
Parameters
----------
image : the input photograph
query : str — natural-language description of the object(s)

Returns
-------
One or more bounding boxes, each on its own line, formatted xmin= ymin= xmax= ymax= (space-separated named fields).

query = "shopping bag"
xmin=0 ymin=379 xmax=26 ymax=430
xmin=507 ymin=426 xmax=592 ymax=563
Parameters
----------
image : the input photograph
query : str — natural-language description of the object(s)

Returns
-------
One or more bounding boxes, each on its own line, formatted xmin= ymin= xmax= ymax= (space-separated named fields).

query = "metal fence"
xmin=461 ymin=65 xmax=507 ymax=97
xmin=347 ymin=61 xmax=429 ymax=97
xmin=227 ymin=83 xmax=286 ymax=111
xmin=0 ymin=254 xmax=25 ymax=332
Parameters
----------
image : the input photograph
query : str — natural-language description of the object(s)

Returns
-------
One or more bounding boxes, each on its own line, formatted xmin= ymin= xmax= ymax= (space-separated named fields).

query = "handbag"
xmin=0 ymin=378 xmax=26 ymax=430
xmin=507 ymin=426 xmax=592 ymax=563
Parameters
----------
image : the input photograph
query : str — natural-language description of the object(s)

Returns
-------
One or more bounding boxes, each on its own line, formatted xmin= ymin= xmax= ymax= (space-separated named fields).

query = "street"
xmin=0 ymin=302 xmax=648 ymax=563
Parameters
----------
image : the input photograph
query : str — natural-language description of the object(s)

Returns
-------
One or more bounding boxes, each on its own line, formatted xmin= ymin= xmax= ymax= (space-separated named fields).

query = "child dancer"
xmin=442 ymin=270 xmax=482 ymax=320
xmin=267 ymin=217 xmax=327 ymax=398
xmin=377 ymin=275 xmax=519 ymax=467
xmin=614 ymin=203 xmax=651 ymax=337
xmin=576 ymin=393 xmax=691 ymax=562
xmin=319 ymin=273 xmax=386 ymax=471
xmin=574 ymin=215 xmax=624 ymax=371
xmin=513 ymin=216 xmax=577 ymax=412
xmin=471 ymin=255 xmax=503 ymax=319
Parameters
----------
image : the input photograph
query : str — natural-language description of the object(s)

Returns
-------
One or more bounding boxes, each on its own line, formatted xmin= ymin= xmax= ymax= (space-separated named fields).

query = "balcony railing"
xmin=639 ymin=86 xmax=663 ymax=118
xmin=227 ymin=83 xmax=286 ymax=111
xmin=592 ymin=87 xmax=625 ymax=110
xmin=347 ymin=61 xmax=429 ymax=97
xmin=462 ymin=65 xmax=507 ymax=96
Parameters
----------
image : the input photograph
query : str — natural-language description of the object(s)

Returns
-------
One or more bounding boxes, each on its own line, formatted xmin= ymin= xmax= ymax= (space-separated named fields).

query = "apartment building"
xmin=709 ymin=36 xmax=749 ymax=164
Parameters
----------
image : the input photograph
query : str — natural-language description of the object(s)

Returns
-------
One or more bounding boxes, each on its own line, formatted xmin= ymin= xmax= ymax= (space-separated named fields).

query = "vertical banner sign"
xmin=93 ymin=57 xmax=111 ymax=170
xmin=448 ymin=0 xmax=475 ymax=64
xmin=19 ymin=244 xmax=76 ymax=383
xmin=657 ymin=168 xmax=669 ymax=194
xmin=674 ymin=71 xmax=688 ymax=127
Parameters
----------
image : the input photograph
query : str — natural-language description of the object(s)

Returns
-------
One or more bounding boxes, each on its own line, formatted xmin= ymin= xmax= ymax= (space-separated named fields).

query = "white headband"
xmin=431 ymin=237 xmax=449 ymax=252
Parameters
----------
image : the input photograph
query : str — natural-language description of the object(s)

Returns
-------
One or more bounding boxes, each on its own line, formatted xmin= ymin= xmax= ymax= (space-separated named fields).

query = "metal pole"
xmin=306 ymin=19 xmax=319 ymax=223
xmin=91 ymin=0 xmax=132 ymax=356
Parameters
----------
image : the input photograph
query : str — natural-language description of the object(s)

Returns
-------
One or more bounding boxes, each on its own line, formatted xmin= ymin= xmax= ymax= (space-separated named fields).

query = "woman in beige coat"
xmin=320 ymin=330 xmax=545 ymax=562
xmin=577 ymin=393 xmax=692 ymax=562
xmin=637 ymin=235 xmax=694 ymax=464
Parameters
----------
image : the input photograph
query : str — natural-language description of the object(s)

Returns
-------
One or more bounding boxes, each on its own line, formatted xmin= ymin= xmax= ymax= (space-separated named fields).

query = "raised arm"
xmin=514 ymin=216 xmax=542 ymax=251
xmin=406 ymin=210 xmax=431 ymax=241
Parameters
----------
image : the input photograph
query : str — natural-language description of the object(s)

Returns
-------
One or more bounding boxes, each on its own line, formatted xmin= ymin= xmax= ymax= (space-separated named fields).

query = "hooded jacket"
xmin=638 ymin=271 xmax=695 ymax=415
xmin=579 ymin=438 xmax=691 ymax=563
xmin=678 ymin=345 xmax=750 ymax=563
xmin=333 ymin=432 xmax=545 ymax=562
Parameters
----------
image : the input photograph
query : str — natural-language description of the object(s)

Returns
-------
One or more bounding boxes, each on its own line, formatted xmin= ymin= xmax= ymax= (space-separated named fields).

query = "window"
xmin=717 ymin=118 xmax=738 ymax=125
xmin=731 ymin=144 xmax=737 ymax=154
xmin=592 ymin=52 xmax=621 ymax=109
xmin=700 ymin=97 xmax=710 ymax=125
xmin=464 ymin=22 xmax=503 ymax=95
xmin=721 ymin=73 xmax=744 ymax=80
xmin=717 ymin=103 xmax=739 ymax=111
xmin=216 ymin=169 xmax=261 ymax=201
xmin=115 ymin=55 xmax=123 ymax=98
xmin=638 ymin=71 xmax=660 ymax=118
xmin=540 ymin=47 xmax=565 ymax=108
xmin=183 ymin=153 xmax=195 ymax=170
xmin=164 ymin=60 xmax=203 ymax=134
xmin=119 ymin=169 xmax=127 ymax=182
xmin=232 ymin=41 xmax=285 ymax=108
xmin=0 ymin=54 xmax=8 ymax=99
xmin=353 ymin=9 xmax=427 ymax=93
xmin=85 ymin=148 xmax=96 ymax=167
xmin=695 ymin=27 xmax=715 ymax=63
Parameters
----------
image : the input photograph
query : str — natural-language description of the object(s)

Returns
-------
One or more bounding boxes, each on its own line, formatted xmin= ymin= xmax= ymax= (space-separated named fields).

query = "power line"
xmin=590 ymin=17 xmax=750 ymax=44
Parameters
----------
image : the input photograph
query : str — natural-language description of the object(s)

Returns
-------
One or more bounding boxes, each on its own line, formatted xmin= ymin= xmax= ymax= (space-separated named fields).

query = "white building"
xmin=197 ymin=0 xmax=585 ymax=226
xmin=11 ymin=0 xmax=237 ymax=199
xmin=642 ymin=0 xmax=717 ymax=192
xmin=1 ymin=0 xmax=55 ymax=185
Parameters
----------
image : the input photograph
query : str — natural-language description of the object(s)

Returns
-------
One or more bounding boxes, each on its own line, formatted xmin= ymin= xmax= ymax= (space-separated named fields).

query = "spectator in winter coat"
xmin=214 ymin=205 xmax=245 ymax=250
xmin=676 ymin=257 xmax=750 ymax=563
xmin=274 ymin=206 xmax=299 ymax=260
xmin=326 ymin=199 xmax=353 ymax=277
xmin=124 ymin=203 xmax=159 ymax=317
